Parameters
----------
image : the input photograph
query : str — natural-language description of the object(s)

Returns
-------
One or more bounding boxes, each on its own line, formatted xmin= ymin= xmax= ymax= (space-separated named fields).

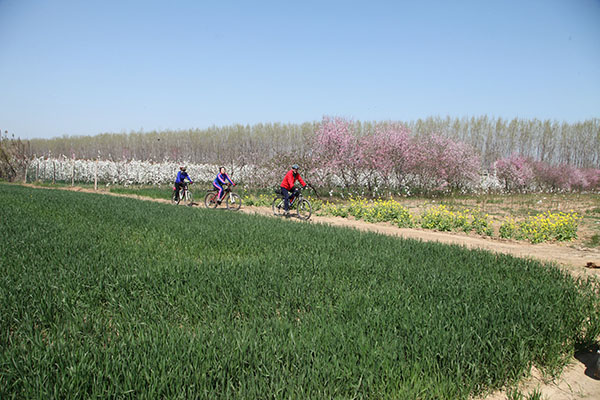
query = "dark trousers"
xmin=281 ymin=187 xmax=299 ymax=212
xmin=174 ymin=182 xmax=185 ymax=200
xmin=281 ymin=187 xmax=290 ymax=211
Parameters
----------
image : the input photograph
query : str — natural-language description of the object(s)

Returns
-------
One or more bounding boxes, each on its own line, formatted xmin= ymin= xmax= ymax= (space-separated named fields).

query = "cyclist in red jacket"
xmin=280 ymin=164 xmax=306 ymax=216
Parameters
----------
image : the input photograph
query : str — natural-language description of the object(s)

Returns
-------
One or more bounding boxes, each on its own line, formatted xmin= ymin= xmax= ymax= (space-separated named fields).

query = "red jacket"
xmin=280 ymin=169 xmax=306 ymax=190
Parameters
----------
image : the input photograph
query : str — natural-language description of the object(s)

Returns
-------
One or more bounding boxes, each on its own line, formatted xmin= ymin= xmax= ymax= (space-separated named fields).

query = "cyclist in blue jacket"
xmin=213 ymin=167 xmax=235 ymax=204
xmin=174 ymin=166 xmax=193 ymax=202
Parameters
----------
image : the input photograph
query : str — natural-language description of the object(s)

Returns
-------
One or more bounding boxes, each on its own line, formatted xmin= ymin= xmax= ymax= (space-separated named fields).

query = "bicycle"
xmin=204 ymin=183 xmax=242 ymax=210
xmin=171 ymin=182 xmax=193 ymax=206
xmin=272 ymin=186 xmax=312 ymax=220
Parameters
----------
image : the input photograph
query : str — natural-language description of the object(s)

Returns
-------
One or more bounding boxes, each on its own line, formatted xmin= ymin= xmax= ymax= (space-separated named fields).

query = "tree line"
xmin=24 ymin=117 xmax=600 ymax=169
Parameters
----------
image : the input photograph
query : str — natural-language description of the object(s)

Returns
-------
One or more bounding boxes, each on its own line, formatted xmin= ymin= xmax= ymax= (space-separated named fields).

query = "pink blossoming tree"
xmin=407 ymin=134 xmax=481 ymax=193
xmin=494 ymin=155 xmax=535 ymax=192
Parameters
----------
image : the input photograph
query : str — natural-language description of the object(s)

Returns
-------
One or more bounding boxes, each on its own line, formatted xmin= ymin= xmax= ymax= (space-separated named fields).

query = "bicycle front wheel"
xmin=272 ymin=197 xmax=285 ymax=216
xmin=204 ymin=192 xmax=218 ymax=208
xmin=226 ymin=192 xmax=242 ymax=211
xmin=185 ymin=190 xmax=194 ymax=206
xmin=297 ymin=199 xmax=312 ymax=220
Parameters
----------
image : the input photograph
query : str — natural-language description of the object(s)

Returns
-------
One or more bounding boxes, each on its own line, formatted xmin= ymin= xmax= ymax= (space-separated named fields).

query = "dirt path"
xmin=23 ymin=184 xmax=600 ymax=398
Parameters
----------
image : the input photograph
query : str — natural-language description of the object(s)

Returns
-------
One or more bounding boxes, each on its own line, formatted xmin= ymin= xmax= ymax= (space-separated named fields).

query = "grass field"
xmin=106 ymin=184 xmax=600 ymax=246
xmin=1 ymin=183 xmax=599 ymax=399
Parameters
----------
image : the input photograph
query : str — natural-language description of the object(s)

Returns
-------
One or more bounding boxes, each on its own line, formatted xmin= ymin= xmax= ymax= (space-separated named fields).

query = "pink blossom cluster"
xmin=408 ymin=133 xmax=480 ymax=192
xmin=493 ymin=155 xmax=535 ymax=191
xmin=312 ymin=117 xmax=480 ymax=193
xmin=494 ymin=155 xmax=600 ymax=192
xmin=311 ymin=117 xmax=599 ymax=194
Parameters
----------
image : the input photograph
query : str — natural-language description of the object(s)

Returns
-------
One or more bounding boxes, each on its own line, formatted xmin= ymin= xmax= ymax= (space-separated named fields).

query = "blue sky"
xmin=1 ymin=0 xmax=599 ymax=139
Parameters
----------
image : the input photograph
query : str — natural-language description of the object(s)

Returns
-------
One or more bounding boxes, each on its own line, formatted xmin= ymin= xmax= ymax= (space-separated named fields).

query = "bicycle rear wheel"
xmin=171 ymin=190 xmax=180 ymax=205
xmin=226 ymin=192 xmax=242 ymax=211
xmin=297 ymin=199 xmax=312 ymax=220
xmin=271 ymin=197 xmax=285 ymax=216
xmin=204 ymin=192 xmax=218 ymax=208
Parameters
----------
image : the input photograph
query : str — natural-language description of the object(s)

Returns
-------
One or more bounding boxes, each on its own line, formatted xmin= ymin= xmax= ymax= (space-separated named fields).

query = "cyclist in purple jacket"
xmin=213 ymin=167 xmax=235 ymax=204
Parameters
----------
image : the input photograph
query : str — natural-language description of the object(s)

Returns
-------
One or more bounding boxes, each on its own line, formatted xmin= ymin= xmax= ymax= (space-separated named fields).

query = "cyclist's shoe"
xmin=284 ymin=211 xmax=290 ymax=218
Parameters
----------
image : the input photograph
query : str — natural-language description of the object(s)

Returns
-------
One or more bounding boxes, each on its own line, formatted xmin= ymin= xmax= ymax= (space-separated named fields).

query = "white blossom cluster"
xmin=27 ymin=157 xmax=511 ymax=194
xmin=477 ymin=170 xmax=504 ymax=192
xmin=27 ymin=158 xmax=234 ymax=186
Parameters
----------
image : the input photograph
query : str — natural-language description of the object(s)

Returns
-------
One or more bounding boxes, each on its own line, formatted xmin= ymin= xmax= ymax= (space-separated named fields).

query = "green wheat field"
xmin=1 ymin=183 xmax=598 ymax=399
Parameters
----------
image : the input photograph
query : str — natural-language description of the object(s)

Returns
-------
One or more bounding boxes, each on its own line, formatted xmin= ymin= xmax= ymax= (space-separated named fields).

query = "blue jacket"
xmin=213 ymin=173 xmax=234 ymax=186
xmin=175 ymin=171 xmax=192 ymax=184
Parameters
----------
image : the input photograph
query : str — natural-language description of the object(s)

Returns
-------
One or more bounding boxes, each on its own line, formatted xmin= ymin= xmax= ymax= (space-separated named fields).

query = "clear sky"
xmin=1 ymin=0 xmax=599 ymax=140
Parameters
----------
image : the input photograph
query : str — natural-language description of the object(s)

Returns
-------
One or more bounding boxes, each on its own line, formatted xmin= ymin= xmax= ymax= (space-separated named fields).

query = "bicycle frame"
xmin=219 ymin=185 xmax=233 ymax=199
xmin=180 ymin=186 xmax=189 ymax=201
xmin=289 ymin=191 xmax=302 ymax=206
